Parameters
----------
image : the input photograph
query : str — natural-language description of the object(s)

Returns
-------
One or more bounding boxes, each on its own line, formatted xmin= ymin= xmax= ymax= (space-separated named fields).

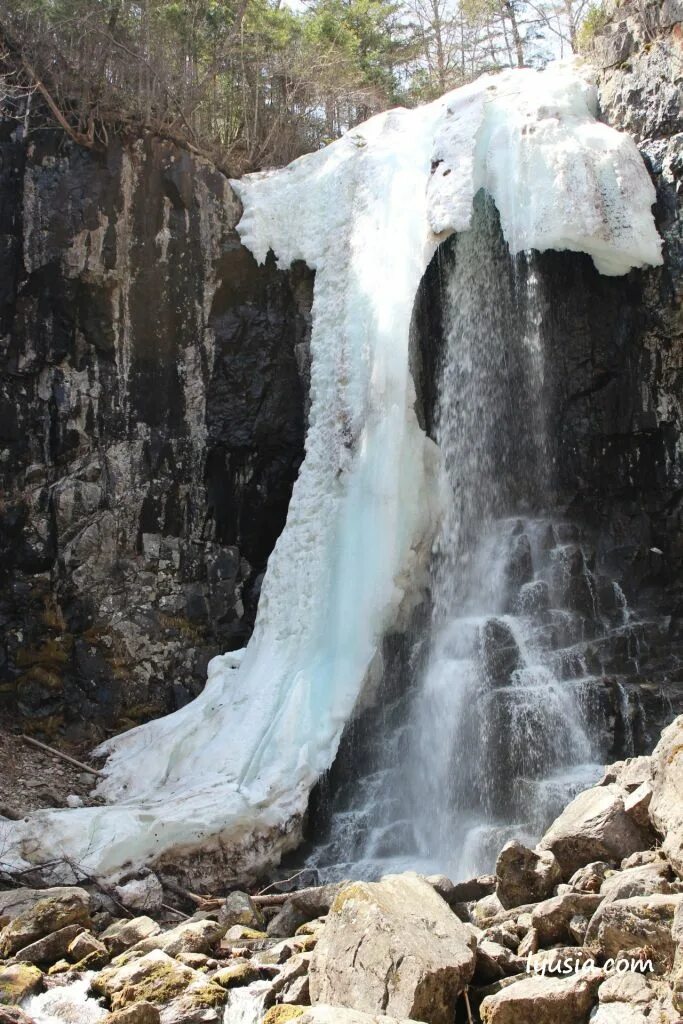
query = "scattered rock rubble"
xmin=1 ymin=714 xmax=683 ymax=1024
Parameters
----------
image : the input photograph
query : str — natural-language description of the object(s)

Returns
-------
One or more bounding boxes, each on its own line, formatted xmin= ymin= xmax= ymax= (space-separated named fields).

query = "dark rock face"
xmin=538 ymin=1 xmax=683 ymax=741
xmin=0 ymin=125 xmax=311 ymax=744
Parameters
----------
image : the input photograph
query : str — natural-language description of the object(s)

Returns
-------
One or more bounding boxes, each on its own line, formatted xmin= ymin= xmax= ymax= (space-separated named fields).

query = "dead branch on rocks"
xmin=20 ymin=735 xmax=105 ymax=778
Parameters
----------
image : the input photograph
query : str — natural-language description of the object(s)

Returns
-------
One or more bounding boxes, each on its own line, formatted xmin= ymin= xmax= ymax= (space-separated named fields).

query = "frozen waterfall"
xmin=0 ymin=61 xmax=662 ymax=883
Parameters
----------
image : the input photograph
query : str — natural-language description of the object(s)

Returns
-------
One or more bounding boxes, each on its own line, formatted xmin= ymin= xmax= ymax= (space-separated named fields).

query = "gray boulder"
xmin=530 ymin=892 xmax=603 ymax=944
xmin=495 ymin=841 xmax=561 ymax=909
xmin=309 ymin=873 xmax=475 ymax=1024
xmin=585 ymin=893 xmax=683 ymax=962
xmin=649 ymin=715 xmax=683 ymax=877
xmin=218 ymin=891 xmax=265 ymax=931
xmin=267 ymin=883 xmax=344 ymax=938
xmin=480 ymin=970 xmax=603 ymax=1023
xmin=0 ymin=889 xmax=91 ymax=957
xmin=538 ymin=784 xmax=650 ymax=878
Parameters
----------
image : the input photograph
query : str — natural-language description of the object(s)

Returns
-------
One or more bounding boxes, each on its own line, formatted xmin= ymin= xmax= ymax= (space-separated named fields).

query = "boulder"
xmin=0 ymin=1007 xmax=37 ymax=1024
xmin=495 ymin=842 xmax=561 ymax=909
xmin=281 ymin=975 xmax=310 ymax=1005
xmin=296 ymin=1008 xmax=425 ymax=1024
xmin=218 ymin=891 xmax=265 ymax=931
xmin=114 ymin=873 xmax=164 ymax=915
xmin=309 ymin=873 xmax=475 ymax=1024
xmin=14 ymin=923 xmax=84 ymax=964
xmin=0 ymin=964 xmax=43 ymax=1005
xmin=599 ymin=863 xmax=673 ymax=903
xmin=212 ymin=961 xmax=261 ymax=988
xmin=101 ymin=917 xmax=162 ymax=955
xmin=623 ymin=784 xmax=653 ymax=829
xmin=429 ymin=874 xmax=495 ymax=905
xmin=584 ymin=894 xmax=683 ymax=962
xmin=517 ymin=927 xmax=538 ymax=957
xmin=0 ymin=889 xmax=91 ymax=957
xmin=132 ymin=920 xmax=225 ymax=957
xmin=602 ymin=757 xmax=654 ymax=792
xmin=92 ymin=949 xmax=226 ymax=1012
xmin=589 ymin=1004 xmax=650 ymax=1024
xmin=530 ymin=893 xmax=603 ymax=944
xmin=0 ymin=887 xmax=88 ymax=929
xmin=267 ymin=885 xmax=344 ymax=939
xmin=479 ymin=970 xmax=603 ymax=1023
xmin=108 ymin=1005 xmax=162 ymax=1024
xmin=470 ymin=894 xmax=506 ymax=927
xmin=648 ymin=715 xmax=683 ymax=877
xmin=598 ymin=973 xmax=653 ymax=1005
xmin=538 ymin=784 xmax=650 ymax=878
xmin=483 ymin=922 xmax=520 ymax=951
xmin=271 ymin=953 xmax=312 ymax=998
xmin=479 ymin=619 xmax=521 ymax=686
xmin=263 ymin=1008 xmax=307 ymax=1024
xmin=67 ymin=929 xmax=109 ymax=965
xmin=525 ymin=947 xmax=596 ymax=974
xmin=568 ymin=915 xmax=589 ymax=944
xmin=474 ymin=940 xmax=524 ymax=983
xmin=568 ymin=862 xmax=610 ymax=894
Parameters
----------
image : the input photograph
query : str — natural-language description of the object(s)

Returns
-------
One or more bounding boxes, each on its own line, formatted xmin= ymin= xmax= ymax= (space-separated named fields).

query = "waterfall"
xmin=1 ymin=63 xmax=662 ymax=883
xmin=302 ymin=200 xmax=633 ymax=881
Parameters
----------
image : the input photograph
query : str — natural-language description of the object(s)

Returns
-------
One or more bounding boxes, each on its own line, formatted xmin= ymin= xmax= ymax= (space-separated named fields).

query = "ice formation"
xmin=0 ymin=62 xmax=661 ymax=881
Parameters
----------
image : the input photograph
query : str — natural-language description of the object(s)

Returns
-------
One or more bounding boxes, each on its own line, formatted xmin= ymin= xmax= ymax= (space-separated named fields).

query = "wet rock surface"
xmin=0 ymin=715 xmax=682 ymax=1024
xmin=0 ymin=126 xmax=312 ymax=749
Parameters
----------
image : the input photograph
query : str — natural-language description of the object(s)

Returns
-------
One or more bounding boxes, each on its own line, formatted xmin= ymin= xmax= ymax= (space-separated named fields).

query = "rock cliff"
xmin=0 ymin=127 xmax=312 ymax=744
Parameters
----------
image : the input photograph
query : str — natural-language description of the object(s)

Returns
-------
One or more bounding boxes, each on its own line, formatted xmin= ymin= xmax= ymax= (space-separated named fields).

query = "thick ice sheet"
xmin=0 ymin=63 xmax=661 ymax=881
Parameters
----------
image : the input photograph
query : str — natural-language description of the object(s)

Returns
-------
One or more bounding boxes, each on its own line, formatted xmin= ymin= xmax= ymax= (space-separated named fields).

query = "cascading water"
xmin=2 ymin=64 xmax=662 ymax=883
xmin=302 ymin=198 xmax=621 ymax=881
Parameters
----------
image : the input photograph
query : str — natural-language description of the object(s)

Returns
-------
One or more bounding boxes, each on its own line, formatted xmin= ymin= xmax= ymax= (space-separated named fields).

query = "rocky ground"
xmin=0 ymin=732 xmax=101 ymax=820
xmin=1 ymin=714 xmax=682 ymax=1024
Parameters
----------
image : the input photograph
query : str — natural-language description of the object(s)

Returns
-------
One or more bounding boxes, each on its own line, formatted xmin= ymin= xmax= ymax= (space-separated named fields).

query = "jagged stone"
xmin=584 ymin=893 xmax=683 ymax=963
xmin=108 ymin=1004 xmax=162 ymax=1024
xmin=0 ymin=1008 xmax=37 ymax=1024
xmin=267 ymin=884 xmax=344 ymax=939
xmin=495 ymin=841 xmax=561 ymax=909
xmin=483 ymin=922 xmax=520 ymax=952
xmin=517 ymin=926 xmax=538 ymax=957
xmin=92 ymin=949 xmax=226 ymax=1012
xmin=0 ymin=888 xmax=87 ymax=929
xmin=309 ymin=874 xmax=475 ymax=1024
xmin=525 ymin=947 xmax=596 ymax=974
xmin=589 ymin=1003 xmax=650 ymax=1024
xmin=530 ymin=892 xmax=603 ymax=944
xmin=623 ymin=783 xmax=653 ymax=829
xmin=13 ymin=923 xmax=84 ymax=964
xmin=297 ymin=1008 xmax=424 ymax=1024
xmin=649 ymin=715 xmax=683 ymax=878
xmin=598 ymin=972 xmax=653 ymax=1005
xmin=479 ymin=619 xmax=521 ymax=686
xmin=0 ymin=890 xmax=91 ymax=958
xmin=132 ymin=920 xmax=225 ymax=958
xmin=474 ymin=940 xmax=524 ymax=983
xmin=599 ymin=863 xmax=674 ymax=903
xmin=568 ymin=862 xmax=611 ymax=894
xmin=101 ymin=917 xmax=162 ymax=955
xmin=0 ymin=963 xmax=44 ymax=1004
xmin=114 ymin=872 xmax=164 ymax=915
xmin=479 ymin=970 xmax=603 ymax=1023
xmin=538 ymin=784 xmax=651 ymax=878
xmin=212 ymin=961 xmax=261 ymax=988
xmin=217 ymin=891 xmax=265 ymax=931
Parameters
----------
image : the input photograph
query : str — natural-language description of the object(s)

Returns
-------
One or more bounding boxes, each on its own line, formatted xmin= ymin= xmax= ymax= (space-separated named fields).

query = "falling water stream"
xmin=302 ymin=195 xmax=613 ymax=882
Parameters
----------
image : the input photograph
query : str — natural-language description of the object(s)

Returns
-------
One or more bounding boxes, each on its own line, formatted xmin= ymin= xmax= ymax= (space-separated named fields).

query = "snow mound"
xmin=0 ymin=62 xmax=661 ymax=882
